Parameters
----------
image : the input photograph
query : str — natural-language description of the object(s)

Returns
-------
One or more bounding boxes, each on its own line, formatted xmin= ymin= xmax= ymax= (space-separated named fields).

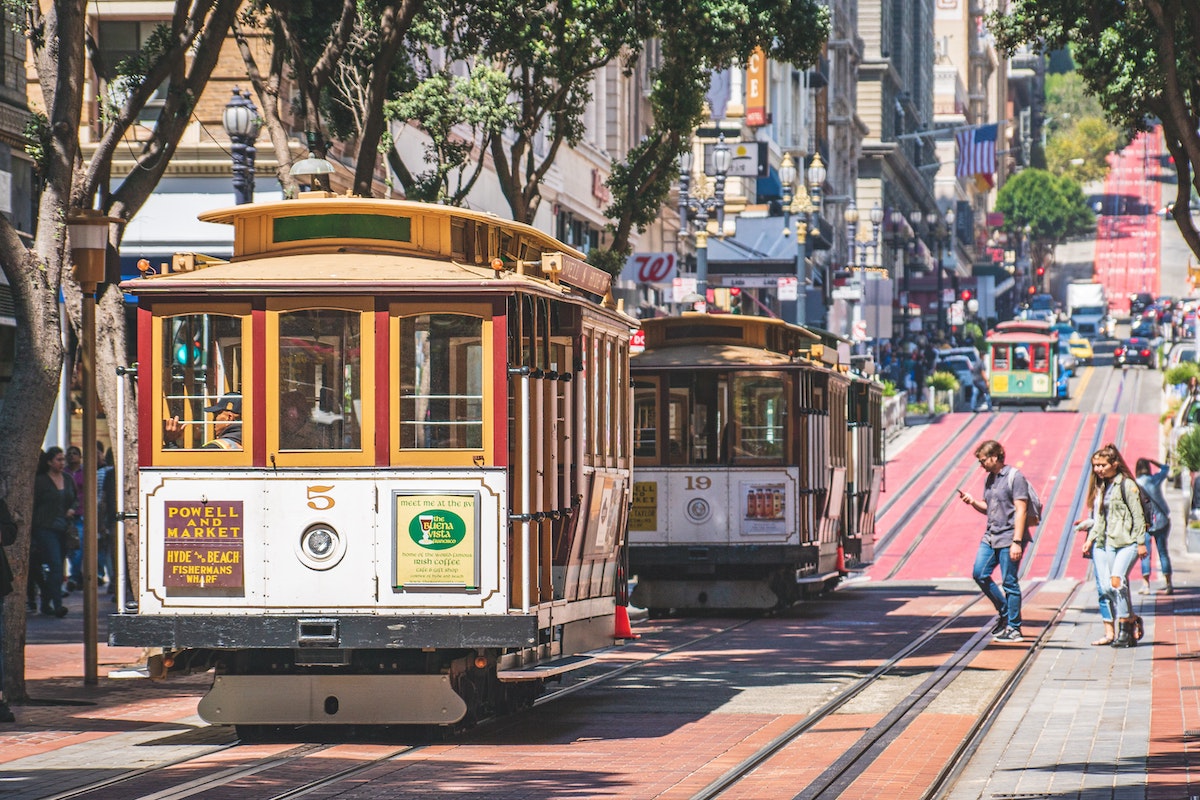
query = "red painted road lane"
xmin=872 ymin=415 xmax=1003 ymax=579
xmin=1096 ymin=129 xmax=1163 ymax=314
xmin=874 ymin=412 xmax=1161 ymax=585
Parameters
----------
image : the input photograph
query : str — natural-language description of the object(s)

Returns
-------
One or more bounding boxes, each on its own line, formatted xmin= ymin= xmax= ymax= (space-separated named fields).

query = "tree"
xmin=2 ymin=0 xmax=238 ymax=702
xmin=475 ymin=0 xmax=652 ymax=225
xmin=995 ymin=168 xmax=1094 ymax=273
xmin=384 ymin=66 xmax=515 ymax=203
xmin=1045 ymin=116 xmax=1119 ymax=184
xmin=989 ymin=1 xmax=1200 ymax=259
xmin=232 ymin=0 xmax=426 ymax=197
xmin=599 ymin=0 xmax=830 ymax=275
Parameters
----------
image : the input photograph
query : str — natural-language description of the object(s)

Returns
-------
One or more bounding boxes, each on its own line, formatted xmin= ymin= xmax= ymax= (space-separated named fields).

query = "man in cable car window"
xmin=164 ymin=394 xmax=243 ymax=451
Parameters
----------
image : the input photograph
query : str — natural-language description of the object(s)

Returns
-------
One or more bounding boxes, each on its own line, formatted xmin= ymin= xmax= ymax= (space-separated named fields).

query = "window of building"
xmin=97 ymin=20 xmax=169 ymax=124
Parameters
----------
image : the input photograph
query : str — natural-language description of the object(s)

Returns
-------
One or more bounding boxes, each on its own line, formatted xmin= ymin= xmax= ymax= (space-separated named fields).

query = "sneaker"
xmin=0 ymin=700 xmax=14 ymax=723
xmin=993 ymin=627 xmax=1024 ymax=642
xmin=990 ymin=615 xmax=1007 ymax=635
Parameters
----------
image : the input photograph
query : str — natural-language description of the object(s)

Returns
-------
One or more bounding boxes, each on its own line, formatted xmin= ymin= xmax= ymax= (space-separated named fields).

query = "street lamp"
xmin=67 ymin=209 xmax=121 ymax=686
xmin=889 ymin=210 xmax=908 ymax=338
xmin=928 ymin=208 xmax=955 ymax=335
xmin=781 ymin=154 xmax=820 ymax=327
xmin=678 ymin=134 xmax=731 ymax=310
xmin=222 ymin=88 xmax=262 ymax=205
xmin=806 ymin=154 xmax=826 ymax=318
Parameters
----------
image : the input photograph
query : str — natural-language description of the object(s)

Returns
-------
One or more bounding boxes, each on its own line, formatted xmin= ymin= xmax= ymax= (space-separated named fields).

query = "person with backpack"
xmin=958 ymin=439 xmax=1033 ymax=643
xmin=1080 ymin=444 xmax=1147 ymax=648
xmin=1135 ymin=457 xmax=1173 ymax=595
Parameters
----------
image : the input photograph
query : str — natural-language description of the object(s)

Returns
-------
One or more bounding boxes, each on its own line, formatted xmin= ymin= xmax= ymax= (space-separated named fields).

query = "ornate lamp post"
xmin=781 ymin=154 xmax=820 ymax=326
xmin=68 ymin=209 xmax=121 ymax=685
xmin=928 ymin=207 xmax=955 ymax=335
xmin=678 ymin=134 xmax=731 ymax=310
xmin=890 ymin=210 xmax=913 ymax=339
xmin=222 ymin=88 xmax=262 ymax=205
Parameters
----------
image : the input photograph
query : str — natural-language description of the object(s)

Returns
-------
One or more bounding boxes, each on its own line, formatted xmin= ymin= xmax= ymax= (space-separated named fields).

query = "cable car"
xmin=110 ymin=195 xmax=636 ymax=730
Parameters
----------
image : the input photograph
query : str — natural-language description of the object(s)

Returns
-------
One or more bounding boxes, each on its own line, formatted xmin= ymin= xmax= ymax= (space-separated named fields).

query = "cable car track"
xmin=872 ymin=414 xmax=1014 ymax=560
xmin=685 ymin=584 xmax=1072 ymax=800
xmin=34 ymin=741 xmax=406 ymax=800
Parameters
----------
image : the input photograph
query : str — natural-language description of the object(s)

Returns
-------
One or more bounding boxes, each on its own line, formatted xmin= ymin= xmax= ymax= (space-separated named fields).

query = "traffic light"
xmin=1028 ymin=285 xmax=1036 ymax=295
xmin=729 ymin=286 xmax=742 ymax=314
xmin=1035 ymin=266 xmax=1045 ymax=278
xmin=960 ymin=289 xmax=972 ymax=302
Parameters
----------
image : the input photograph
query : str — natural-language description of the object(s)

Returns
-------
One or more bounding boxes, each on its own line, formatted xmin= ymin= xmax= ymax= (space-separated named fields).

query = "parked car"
xmin=935 ymin=346 xmax=984 ymax=375
xmin=1167 ymin=387 xmax=1200 ymax=480
xmin=1114 ymin=337 xmax=1155 ymax=368
xmin=1167 ymin=342 xmax=1198 ymax=371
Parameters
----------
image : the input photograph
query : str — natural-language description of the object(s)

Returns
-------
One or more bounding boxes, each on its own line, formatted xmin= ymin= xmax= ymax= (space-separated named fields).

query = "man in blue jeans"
xmin=957 ymin=439 xmax=1030 ymax=642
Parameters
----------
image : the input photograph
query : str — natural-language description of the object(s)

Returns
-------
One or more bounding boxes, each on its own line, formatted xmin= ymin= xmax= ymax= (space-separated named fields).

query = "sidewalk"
xmin=948 ymin=469 xmax=1200 ymax=799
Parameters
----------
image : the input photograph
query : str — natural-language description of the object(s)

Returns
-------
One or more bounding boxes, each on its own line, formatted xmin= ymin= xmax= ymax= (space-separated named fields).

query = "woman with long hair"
xmin=1134 ymin=457 xmax=1173 ymax=595
xmin=30 ymin=447 xmax=77 ymax=618
xmin=1081 ymin=444 xmax=1147 ymax=648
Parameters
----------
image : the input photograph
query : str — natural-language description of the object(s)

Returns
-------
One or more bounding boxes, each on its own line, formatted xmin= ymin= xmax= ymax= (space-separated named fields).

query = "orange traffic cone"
xmin=836 ymin=544 xmax=846 ymax=574
xmin=614 ymin=605 xmax=638 ymax=639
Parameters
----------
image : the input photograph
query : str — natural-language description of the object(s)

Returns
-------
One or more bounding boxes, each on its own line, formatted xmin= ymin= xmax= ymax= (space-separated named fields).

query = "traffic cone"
xmin=614 ymin=605 xmax=638 ymax=639
xmin=836 ymin=544 xmax=846 ymax=574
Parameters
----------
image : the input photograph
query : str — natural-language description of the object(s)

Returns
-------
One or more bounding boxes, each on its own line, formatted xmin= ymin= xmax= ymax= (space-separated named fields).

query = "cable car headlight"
xmin=297 ymin=523 xmax=346 ymax=570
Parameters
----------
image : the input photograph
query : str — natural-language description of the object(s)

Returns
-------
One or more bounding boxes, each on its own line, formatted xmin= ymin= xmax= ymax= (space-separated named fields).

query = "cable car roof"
xmin=632 ymin=343 xmax=797 ymax=367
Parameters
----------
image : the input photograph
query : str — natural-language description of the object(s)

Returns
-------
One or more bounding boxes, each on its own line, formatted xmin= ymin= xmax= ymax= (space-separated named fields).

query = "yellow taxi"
xmin=1068 ymin=334 xmax=1094 ymax=364
xmin=1051 ymin=323 xmax=1094 ymax=364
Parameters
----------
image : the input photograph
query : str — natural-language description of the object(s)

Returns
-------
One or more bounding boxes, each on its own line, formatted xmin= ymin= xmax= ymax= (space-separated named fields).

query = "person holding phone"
xmin=958 ymin=439 xmax=1030 ymax=643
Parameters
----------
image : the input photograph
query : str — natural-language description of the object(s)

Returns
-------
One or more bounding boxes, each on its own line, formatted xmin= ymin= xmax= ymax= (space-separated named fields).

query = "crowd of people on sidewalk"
xmin=1 ymin=440 xmax=119 ymax=724
xmin=961 ymin=437 xmax=1174 ymax=649
xmin=876 ymin=333 xmax=991 ymax=411
xmin=24 ymin=441 xmax=118 ymax=619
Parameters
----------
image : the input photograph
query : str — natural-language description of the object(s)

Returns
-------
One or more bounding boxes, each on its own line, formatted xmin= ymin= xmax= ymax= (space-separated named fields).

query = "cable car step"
xmin=795 ymin=570 xmax=840 ymax=585
xmin=496 ymin=654 xmax=598 ymax=682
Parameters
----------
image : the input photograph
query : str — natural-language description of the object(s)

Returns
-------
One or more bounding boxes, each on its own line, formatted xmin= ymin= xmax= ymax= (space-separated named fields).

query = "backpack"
xmin=1005 ymin=469 xmax=1043 ymax=527
xmin=1121 ymin=478 xmax=1156 ymax=533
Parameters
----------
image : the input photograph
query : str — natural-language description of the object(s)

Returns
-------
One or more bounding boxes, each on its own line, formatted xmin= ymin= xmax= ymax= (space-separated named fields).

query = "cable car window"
xmin=1031 ymin=343 xmax=1049 ymax=372
xmin=992 ymin=345 xmax=1010 ymax=371
xmin=399 ymin=314 xmax=483 ymax=449
xmin=633 ymin=382 xmax=658 ymax=459
xmin=667 ymin=372 xmax=725 ymax=464
xmin=160 ymin=313 xmax=245 ymax=451
xmin=730 ymin=375 xmax=787 ymax=462
xmin=1012 ymin=345 xmax=1030 ymax=371
xmin=277 ymin=309 xmax=362 ymax=450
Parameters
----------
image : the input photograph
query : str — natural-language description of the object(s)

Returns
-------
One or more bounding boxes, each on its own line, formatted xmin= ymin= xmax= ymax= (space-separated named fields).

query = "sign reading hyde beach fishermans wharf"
xmin=163 ymin=500 xmax=244 ymax=590
xmin=394 ymin=493 xmax=479 ymax=589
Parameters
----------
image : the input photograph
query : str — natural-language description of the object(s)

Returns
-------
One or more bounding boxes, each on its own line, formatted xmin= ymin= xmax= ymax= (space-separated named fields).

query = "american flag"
xmin=955 ymin=123 xmax=998 ymax=179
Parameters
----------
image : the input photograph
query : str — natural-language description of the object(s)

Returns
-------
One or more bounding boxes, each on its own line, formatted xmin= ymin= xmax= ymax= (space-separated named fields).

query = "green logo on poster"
xmin=410 ymin=509 xmax=466 ymax=549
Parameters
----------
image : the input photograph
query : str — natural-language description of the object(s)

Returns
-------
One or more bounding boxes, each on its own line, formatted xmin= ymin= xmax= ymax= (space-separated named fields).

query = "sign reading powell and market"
xmin=394 ymin=493 xmax=479 ymax=589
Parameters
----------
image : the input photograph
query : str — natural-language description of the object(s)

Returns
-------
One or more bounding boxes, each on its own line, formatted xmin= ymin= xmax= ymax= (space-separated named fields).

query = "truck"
xmin=1066 ymin=280 xmax=1109 ymax=339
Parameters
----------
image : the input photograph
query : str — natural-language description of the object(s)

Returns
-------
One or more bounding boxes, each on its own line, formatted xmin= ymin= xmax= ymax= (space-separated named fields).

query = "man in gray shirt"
xmin=957 ymin=439 xmax=1031 ymax=642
